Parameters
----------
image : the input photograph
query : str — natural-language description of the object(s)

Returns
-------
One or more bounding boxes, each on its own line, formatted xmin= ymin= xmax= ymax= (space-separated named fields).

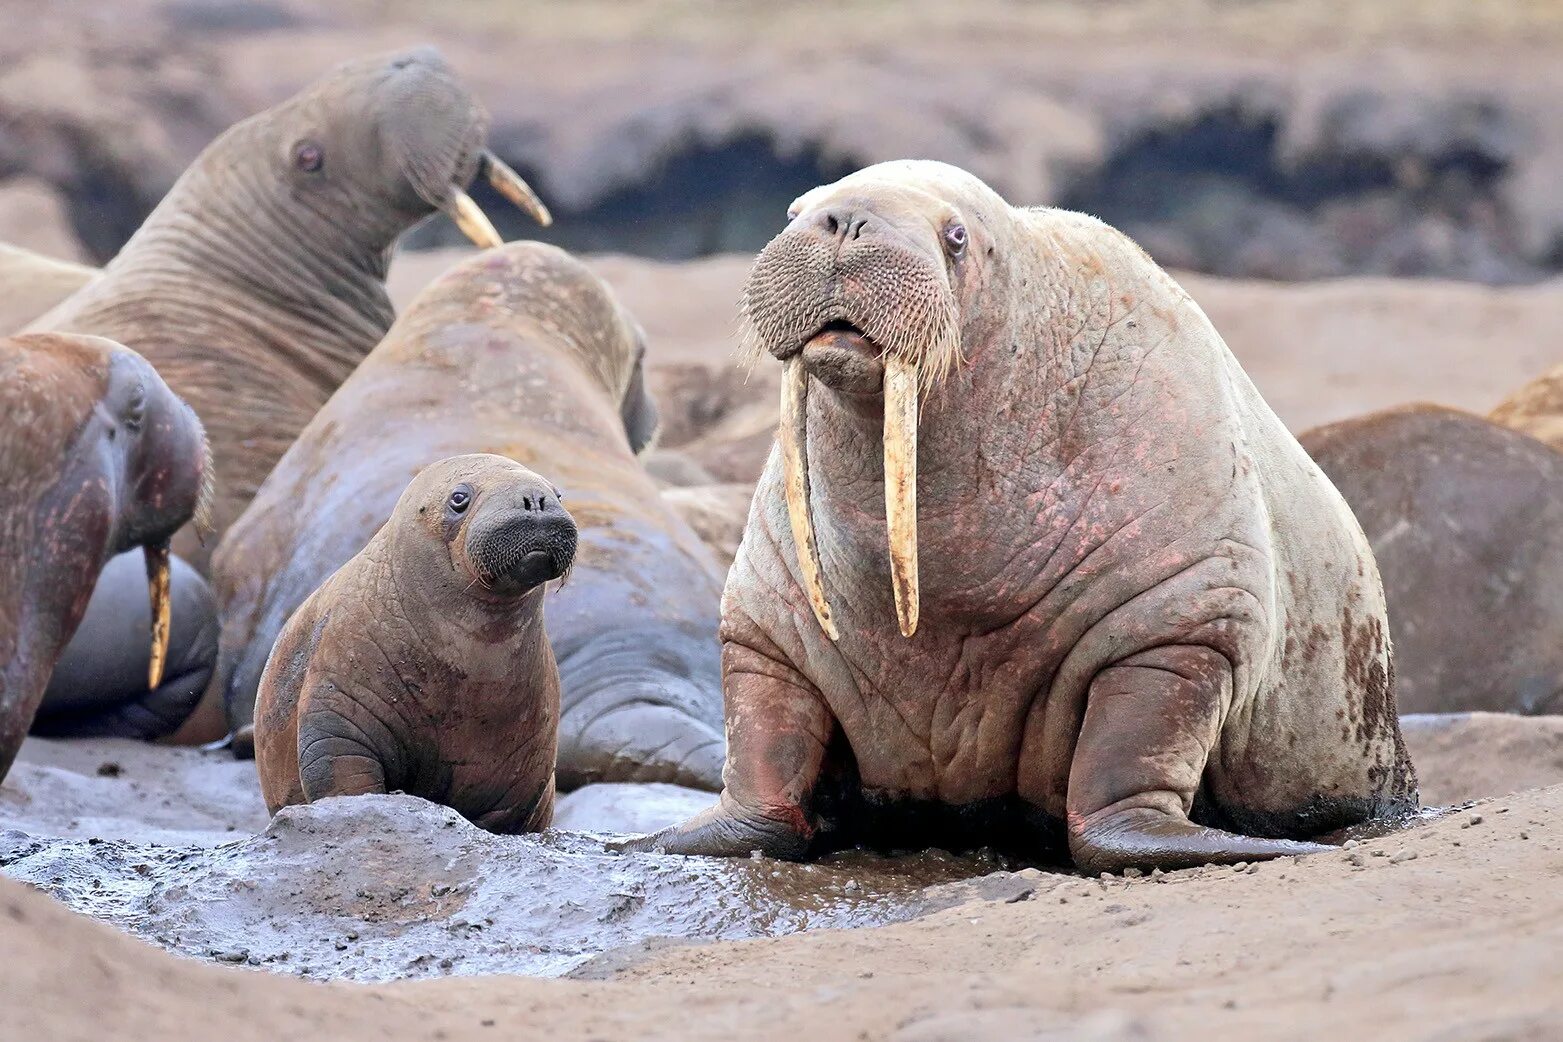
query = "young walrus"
xmin=27 ymin=46 xmax=550 ymax=575
xmin=623 ymin=161 xmax=1418 ymax=873
xmin=0 ymin=333 xmax=210 ymax=781
xmin=217 ymin=243 xmax=725 ymax=790
xmin=254 ymin=454 xmax=576 ymax=832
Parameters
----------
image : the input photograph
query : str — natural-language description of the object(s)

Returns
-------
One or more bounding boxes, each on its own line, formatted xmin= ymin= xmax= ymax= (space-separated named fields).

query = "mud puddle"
xmin=0 ymin=739 xmax=1049 ymax=982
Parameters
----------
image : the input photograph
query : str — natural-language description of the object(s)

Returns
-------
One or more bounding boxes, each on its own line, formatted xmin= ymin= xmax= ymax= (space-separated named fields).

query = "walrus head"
xmin=738 ymin=161 xmax=1008 ymax=640
xmin=3 ymin=333 xmax=211 ymax=693
xmin=402 ymin=454 xmax=578 ymax=604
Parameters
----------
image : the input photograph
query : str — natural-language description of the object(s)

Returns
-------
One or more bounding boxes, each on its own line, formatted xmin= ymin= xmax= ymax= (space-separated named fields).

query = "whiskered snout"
xmin=464 ymin=490 xmax=578 ymax=595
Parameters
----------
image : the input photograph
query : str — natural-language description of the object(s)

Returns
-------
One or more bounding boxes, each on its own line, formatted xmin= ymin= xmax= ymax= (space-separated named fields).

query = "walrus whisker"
xmin=444 ymin=186 xmax=504 ymax=250
xmin=780 ymin=356 xmax=838 ymax=640
xmin=883 ymin=355 xmax=920 ymax=638
xmin=480 ymin=150 xmax=552 ymax=227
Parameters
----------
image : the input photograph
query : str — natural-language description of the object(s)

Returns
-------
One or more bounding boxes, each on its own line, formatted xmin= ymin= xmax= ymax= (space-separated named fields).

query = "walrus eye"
xmin=943 ymin=222 xmax=968 ymax=257
xmin=293 ymin=141 xmax=324 ymax=174
xmin=125 ymin=386 xmax=147 ymax=432
xmin=447 ymin=487 xmax=472 ymax=514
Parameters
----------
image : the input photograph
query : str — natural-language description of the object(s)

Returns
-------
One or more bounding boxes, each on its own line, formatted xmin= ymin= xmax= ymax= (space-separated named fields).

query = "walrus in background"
xmin=624 ymin=161 xmax=1417 ymax=872
xmin=255 ymin=455 xmax=575 ymax=832
xmin=0 ymin=333 xmax=210 ymax=781
xmin=27 ymin=46 xmax=550 ymax=576
xmin=217 ymin=242 xmax=726 ymax=790
xmin=0 ymin=243 xmax=95 ymax=334
xmin=1492 ymin=365 xmax=1563 ymax=449
xmin=1301 ymin=404 xmax=1563 ymax=715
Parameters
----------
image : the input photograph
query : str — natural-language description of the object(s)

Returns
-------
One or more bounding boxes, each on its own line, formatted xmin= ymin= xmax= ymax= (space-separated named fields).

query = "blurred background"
xmin=4 ymin=0 xmax=1561 ymax=281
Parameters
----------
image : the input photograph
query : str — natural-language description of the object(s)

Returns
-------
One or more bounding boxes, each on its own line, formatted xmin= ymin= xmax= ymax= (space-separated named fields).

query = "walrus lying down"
xmin=624 ymin=161 xmax=1418 ymax=873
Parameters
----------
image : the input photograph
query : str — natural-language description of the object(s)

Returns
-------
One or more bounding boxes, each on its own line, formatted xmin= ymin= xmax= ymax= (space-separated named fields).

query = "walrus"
xmin=27 ymin=46 xmax=550 ymax=575
xmin=216 ymin=242 xmax=726 ymax=790
xmin=1301 ymin=404 xmax=1563 ymax=715
xmin=1491 ymin=366 xmax=1563 ymax=450
xmin=0 ymin=332 xmax=210 ymax=781
xmin=255 ymin=454 xmax=576 ymax=832
xmin=622 ymin=161 xmax=1418 ymax=872
xmin=0 ymin=243 xmax=95 ymax=334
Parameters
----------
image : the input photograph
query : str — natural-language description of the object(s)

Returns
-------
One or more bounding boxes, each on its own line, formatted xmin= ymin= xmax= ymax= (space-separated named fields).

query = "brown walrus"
xmin=0 ymin=332 xmax=210 ymax=781
xmin=623 ymin=161 xmax=1417 ymax=872
xmin=27 ymin=46 xmax=549 ymax=575
xmin=0 ymin=243 xmax=95 ymax=334
xmin=216 ymin=242 xmax=726 ymax=790
xmin=1302 ymin=404 xmax=1563 ymax=715
xmin=255 ymin=454 xmax=576 ymax=832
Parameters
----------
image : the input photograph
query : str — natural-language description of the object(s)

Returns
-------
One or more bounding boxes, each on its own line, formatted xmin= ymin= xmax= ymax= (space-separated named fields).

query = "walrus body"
xmin=628 ymin=162 xmax=1416 ymax=872
xmin=0 ymin=243 xmax=95 ymax=333
xmin=1302 ymin=404 xmax=1563 ymax=715
xmin=27 ymin=46 xmax=549 ymax=574
xmin=218 ymin=243 xmax=726 ymax=789
xmin=255 ymin=455 xmax=575 ymax=832
xmin=0 ymin=333 xmax=209 ymax=780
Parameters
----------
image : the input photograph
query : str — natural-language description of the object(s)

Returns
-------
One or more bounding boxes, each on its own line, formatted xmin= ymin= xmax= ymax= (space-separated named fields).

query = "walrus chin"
xmin=439 ymin=150 xmax=553 ymax=249
xmin=780 ymin=323 xmax=924 ymax=640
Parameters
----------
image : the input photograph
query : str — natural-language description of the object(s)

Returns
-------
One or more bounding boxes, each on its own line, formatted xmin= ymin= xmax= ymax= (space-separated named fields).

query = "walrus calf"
xmin=1302 ymin=404 xmax=1563 ymax=715
xmin=625 ymin=161 xmax=1417 ymax=872
xmin=255 ymin=455 xmax=575 ymax=832
xmin=28 ymin=46 xmax=550 ymax=574
xmin=0 ymin=333 xmax=210 ymax=780
xmin=218 ymin=243 xmax=726 ymax=790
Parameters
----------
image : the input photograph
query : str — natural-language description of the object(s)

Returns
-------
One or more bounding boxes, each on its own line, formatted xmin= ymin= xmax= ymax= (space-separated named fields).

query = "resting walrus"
xmin=217 ymin=243 xmax=726 ymax=789
xmin=1302 ymin=404 xmax=1563 ymax=715
xmin=27 ymin=46 xmax=549 ymax=574
xmin=0 ymin=333 xmax=210 ymax=781
xmin=624 ymin=161 xmax=1418 ymax=872
xmin=255 ymin=455 xmax=576 ymax=832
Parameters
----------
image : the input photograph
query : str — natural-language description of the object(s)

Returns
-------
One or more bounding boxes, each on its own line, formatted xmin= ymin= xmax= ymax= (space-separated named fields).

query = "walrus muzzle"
xmin=442 ymin=150 xmax=553 ymax=248
xmin=746 ymin=230 xmax=959 ymax=641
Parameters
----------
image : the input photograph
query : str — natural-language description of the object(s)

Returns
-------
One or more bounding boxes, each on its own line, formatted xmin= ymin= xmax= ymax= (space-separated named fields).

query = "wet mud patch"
xmin=0 ymin=791 xmax=1040 ymax=982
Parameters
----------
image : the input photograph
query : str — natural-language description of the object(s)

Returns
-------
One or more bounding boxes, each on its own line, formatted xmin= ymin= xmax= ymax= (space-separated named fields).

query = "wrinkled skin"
xmin=1303 ymin=404 xmax=1563 ymax=715
xmin=255 ymin=455 xmax=575 ymax=833
xmin=27 ymin=46 xmax=543 ymax=574
xmin=624 ymin=161 xmax=1417 ymax=873
xmin=0 ymin=243 xmax=95 ymax=334
xmin=0 ymin=333 xmax=208 ymax=781
xmin=218 ymin=243 xmax=726 ymax=790
xmin=33 ymin=550 xmax=218 ymax=740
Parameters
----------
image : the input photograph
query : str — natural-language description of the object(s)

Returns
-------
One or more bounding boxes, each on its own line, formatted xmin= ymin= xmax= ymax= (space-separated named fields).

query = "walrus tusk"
xmin=780 ymin=356 xmax=839 ymax=641
xmin=145 ymin=540 xmax=172 ymax=689
xmin=481 ymin=150 xmax=553 ymax=227
xmin=445 ymin=186 xmax=504 ymax=249
xmin=884 ymin=355 xmax=920 ymax=638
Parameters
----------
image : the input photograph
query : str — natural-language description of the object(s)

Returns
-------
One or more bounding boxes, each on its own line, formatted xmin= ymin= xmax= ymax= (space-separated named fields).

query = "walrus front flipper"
xmin=1066 ymin=645 xmax=1332 ymax=874
xmin=32 ymin=550 xmax=218 ymax=741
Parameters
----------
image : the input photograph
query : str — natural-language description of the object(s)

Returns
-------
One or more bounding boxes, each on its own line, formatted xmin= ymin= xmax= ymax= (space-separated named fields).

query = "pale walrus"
xmin=27 ymin=46 xmax=550 ymax=575
xmin=217 ymin=242 xmax=726 ymax=790
xmin=0 ymin=243 xmax=95 ymax=334
xmin=0 ymin=333 xmax=210 ymax=781
xmin=623 ymin=161 xmax=1417 ymax=872
xmin=1302 ymin=404 xmax=1563 ymax=715
xmin=255 ymin=454 xmax=576 ymax=832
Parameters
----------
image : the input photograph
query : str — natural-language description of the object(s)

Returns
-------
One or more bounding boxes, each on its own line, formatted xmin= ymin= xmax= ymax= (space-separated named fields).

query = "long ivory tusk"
xmin=145 ymin=541 xmax=172 ymax=689
xmin=780 ymin=356 xmax=839 ymax=641
xmin=884 ymin=355 xmax=920 ymax=638
xmin=482 ymin=150 xmax=553 ymax=227
xmin=445 ymin=186 xmax=504 ymax=249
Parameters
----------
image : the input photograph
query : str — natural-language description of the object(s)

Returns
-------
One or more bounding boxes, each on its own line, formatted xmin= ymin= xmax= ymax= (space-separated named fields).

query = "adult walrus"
xmin=0 ymin=333 xmax=210 ymax=781
xmin=216 ymin=242 xmax=726 ymax=790
xmin=1302 ymin=404 xmax=1563 ymax=715
xmin=0 ymin=243 xmax=94 ymax=334
xmin=255 ymin=455 xmax=576 ymax=831
xmin=624 ymin=161 xmax=1417 ymax=872
xmin=27 ymin=46 xmax=550 ymax=575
